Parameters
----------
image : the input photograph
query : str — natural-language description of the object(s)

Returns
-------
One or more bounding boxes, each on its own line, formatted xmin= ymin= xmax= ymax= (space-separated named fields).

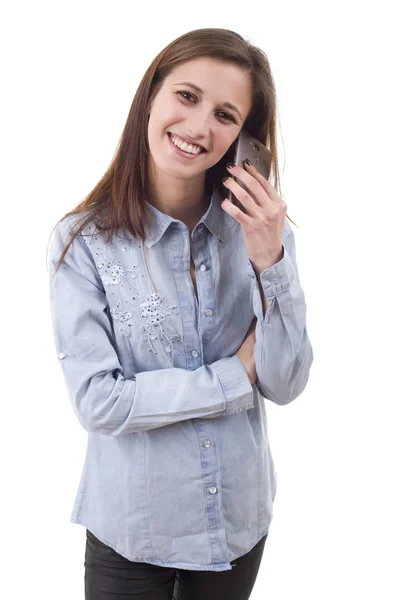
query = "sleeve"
xmin=251 ymin=220 xmax=314 ymax=405
xmin=48 ymin=219 xmax=254 ymax=436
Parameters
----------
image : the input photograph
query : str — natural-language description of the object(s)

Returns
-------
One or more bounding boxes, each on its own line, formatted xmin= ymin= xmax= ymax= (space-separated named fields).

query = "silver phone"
xmin=227 ymin=129 xmax=272 ymax=213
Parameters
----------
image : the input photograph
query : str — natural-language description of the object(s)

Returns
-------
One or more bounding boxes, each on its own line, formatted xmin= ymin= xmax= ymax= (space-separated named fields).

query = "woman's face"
xmin=147 ymin=57 xmax=253 ymax=182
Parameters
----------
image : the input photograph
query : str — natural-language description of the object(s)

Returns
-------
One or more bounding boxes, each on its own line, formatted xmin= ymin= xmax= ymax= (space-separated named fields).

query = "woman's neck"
xmin=147 ymin=167 xmax=211 ymax=233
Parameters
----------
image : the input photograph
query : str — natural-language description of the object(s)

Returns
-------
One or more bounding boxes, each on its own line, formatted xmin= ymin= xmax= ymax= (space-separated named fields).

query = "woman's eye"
xmin=217 ymin=111 xmax=236 ymax=123
xmin=177 ymin=90 xmax=196 ymax=102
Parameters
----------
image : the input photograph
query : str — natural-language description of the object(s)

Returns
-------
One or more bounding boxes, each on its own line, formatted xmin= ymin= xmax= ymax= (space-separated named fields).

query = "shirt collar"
xmin=143 ymin=185 xmax=237 ymax=248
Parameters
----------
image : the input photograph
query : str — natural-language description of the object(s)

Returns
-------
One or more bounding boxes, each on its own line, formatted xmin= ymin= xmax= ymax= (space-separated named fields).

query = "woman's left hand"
xmin=221 ymin=161 xmax=287 ymax=274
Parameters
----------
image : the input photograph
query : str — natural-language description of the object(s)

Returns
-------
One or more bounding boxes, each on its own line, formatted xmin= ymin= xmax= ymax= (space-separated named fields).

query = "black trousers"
xmin=85 ymin=529 xmax=267 ymax=600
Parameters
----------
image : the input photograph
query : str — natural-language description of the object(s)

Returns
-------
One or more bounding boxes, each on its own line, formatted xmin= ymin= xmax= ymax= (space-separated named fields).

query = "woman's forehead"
xmin=167 ymin=57 xmax=247 ymax=82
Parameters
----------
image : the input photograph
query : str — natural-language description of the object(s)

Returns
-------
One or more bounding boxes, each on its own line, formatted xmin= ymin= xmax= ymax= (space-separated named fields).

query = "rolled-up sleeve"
xmin=252 ymin=221 xmax=314 ymax=405
xmin=48 ymin=219 xmax=254 ymax=435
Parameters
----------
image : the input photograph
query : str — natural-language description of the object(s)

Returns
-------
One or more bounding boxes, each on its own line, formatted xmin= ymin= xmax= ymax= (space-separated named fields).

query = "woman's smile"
xmin=167 ymin=132 xmax=207 ymax=159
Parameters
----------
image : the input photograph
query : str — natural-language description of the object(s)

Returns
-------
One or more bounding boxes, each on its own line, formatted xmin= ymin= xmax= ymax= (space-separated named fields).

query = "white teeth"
xmin=170 ymin=134 xmax=202 ymax=155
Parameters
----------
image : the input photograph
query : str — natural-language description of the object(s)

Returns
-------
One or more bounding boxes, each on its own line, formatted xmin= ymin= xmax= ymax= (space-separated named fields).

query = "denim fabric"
xmin=48 ymin=184 xmax=313 ymax=572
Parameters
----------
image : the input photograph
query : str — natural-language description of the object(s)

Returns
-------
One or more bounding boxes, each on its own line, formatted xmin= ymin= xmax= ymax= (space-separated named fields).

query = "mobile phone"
xmin=227 ymin=129 xmax=272 ymax=213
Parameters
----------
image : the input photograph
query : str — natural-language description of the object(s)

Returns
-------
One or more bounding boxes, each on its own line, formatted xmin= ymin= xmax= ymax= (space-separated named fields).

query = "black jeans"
xmin=85 ymin=529 xmax=267 ymax=600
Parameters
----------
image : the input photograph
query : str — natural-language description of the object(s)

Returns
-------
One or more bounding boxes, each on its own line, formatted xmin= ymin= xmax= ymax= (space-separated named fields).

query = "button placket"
xmin=193 ymin=418 xmax=225 ymax=563
xmin=191 ymin=229 xmax=216 ymax=350
xmin=173 ymin=229 xmax=202 ymax=368
xmin=187 ymin=232 xmax=206 ymax=364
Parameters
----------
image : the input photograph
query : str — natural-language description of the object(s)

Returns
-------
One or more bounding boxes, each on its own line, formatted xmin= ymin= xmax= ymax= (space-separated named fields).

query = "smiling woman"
xmin=49 ymin=28 xmax=295 ymax=268
xmin=146 ymin=57 xmax=253 ymax=223
xmin=47 ymin=27 xmax=313 ymax=600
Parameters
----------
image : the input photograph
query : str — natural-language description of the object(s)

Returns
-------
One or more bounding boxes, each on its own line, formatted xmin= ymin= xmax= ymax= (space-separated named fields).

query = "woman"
xmin=48 ymin=28 xmax=314 ymax=600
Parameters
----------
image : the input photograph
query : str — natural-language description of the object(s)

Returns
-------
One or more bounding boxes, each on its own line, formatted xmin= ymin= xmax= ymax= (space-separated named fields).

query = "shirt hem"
xmin=73 ymin=516 xmax=269 ymax=572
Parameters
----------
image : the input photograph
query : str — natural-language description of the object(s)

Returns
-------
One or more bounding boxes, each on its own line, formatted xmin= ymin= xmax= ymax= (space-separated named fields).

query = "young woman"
xmin=48 ymin=27 xmax=314 ymax=600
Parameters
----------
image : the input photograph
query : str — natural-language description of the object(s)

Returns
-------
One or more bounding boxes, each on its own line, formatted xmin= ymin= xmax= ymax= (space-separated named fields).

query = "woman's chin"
xmin=152 ymin=154 xmax=208 ymax=180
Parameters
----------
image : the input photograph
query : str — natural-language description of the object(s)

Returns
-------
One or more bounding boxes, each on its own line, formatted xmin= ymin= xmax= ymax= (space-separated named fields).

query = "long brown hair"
xmin=49 ymin=28 xmax=297 ymax=274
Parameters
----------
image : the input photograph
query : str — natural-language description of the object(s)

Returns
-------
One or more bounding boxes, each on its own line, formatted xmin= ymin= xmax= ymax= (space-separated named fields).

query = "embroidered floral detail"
xmin=95 ymin=240 xmax=145 ymax=298
xmin=100 ymin=263 xmax=125 ymax=286
xmin=110 ymin=303 xmax=132 ymax=323
xmin=81 ymin=225 xmax=181 ymax=362
xmin=139 ymin=292 xmax=180 ymax=363
xmin=81 ymin=226 xmax=146 ymax=333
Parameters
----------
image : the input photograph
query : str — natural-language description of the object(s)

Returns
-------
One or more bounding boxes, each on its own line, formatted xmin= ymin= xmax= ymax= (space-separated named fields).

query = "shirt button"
xmin=204 ymin=309 xmax=213 ymax=317
xmin=199 ymin=264 xmax=207 ymax=272
xmin=208 ymin=486 xmax=218 ymax=495
xmin=58 ymin=353 xmax=66 ymax=360
xmin=203 ymin=440 xmax=211 ymax=448
xmin=191 ymin=350 xmax=199 ymax=358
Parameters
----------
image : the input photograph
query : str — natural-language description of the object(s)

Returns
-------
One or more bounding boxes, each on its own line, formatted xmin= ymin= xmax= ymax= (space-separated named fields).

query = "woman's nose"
xmin=185 ymin=113 xmax=213 ymax=140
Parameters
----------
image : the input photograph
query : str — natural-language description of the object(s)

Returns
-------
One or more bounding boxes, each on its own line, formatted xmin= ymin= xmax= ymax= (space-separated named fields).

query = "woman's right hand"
xmin=236 ymin=317 xmax=257 ymax=385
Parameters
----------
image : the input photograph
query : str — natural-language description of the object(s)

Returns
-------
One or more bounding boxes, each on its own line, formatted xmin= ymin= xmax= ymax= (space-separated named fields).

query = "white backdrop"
xmin=1 ymin=1 xmax=399 ymax=598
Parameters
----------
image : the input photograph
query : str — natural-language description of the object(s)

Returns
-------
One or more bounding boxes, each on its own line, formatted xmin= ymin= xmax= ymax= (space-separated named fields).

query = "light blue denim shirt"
xmin=48 ymin=184 xmax=313 ymax=572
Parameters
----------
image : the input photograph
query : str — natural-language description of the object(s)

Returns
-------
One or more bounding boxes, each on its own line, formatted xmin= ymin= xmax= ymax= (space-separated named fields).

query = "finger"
xmin=243 ymin=162 xmax=279 ymax=201
xmin=220 ymin=195 xmax=253 ymax=226
xmin=222 ymin=178 xmax=261 ymax=217
xmin=226 ymin=164 xmax=268 ymax=206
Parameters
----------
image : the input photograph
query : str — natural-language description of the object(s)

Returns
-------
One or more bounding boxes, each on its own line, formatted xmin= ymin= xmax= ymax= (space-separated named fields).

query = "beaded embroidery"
xmin=139 ymin=292 xmax=180 ymax=362
xmin=80 ymin=224 xmax=181 ymax=364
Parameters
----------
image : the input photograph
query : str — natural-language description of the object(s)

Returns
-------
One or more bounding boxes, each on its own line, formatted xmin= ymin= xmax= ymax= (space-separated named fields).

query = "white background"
xmin=1 ymin=1 xmax=399 ymax=598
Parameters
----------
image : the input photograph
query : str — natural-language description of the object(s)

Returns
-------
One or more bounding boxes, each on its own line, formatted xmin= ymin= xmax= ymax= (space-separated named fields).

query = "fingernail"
xmin=226 ymin=163 xmax=235 ymax=169
xmin=244 ymin=159 xmax=253 ymax=166
xmin=222 ymin=176 xmax=229 ymax=182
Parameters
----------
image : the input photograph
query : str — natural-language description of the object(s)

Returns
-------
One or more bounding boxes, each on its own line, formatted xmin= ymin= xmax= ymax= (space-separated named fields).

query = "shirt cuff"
xmin=213 ymin=355 xmax=254 ymax=415
xmin=258 ymin=244 xmax=297 ymax=299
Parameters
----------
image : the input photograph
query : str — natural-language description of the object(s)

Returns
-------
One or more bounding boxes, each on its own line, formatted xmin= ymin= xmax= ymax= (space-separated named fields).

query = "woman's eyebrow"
xmin=174 ymin=81 xmax=243 ymax=120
